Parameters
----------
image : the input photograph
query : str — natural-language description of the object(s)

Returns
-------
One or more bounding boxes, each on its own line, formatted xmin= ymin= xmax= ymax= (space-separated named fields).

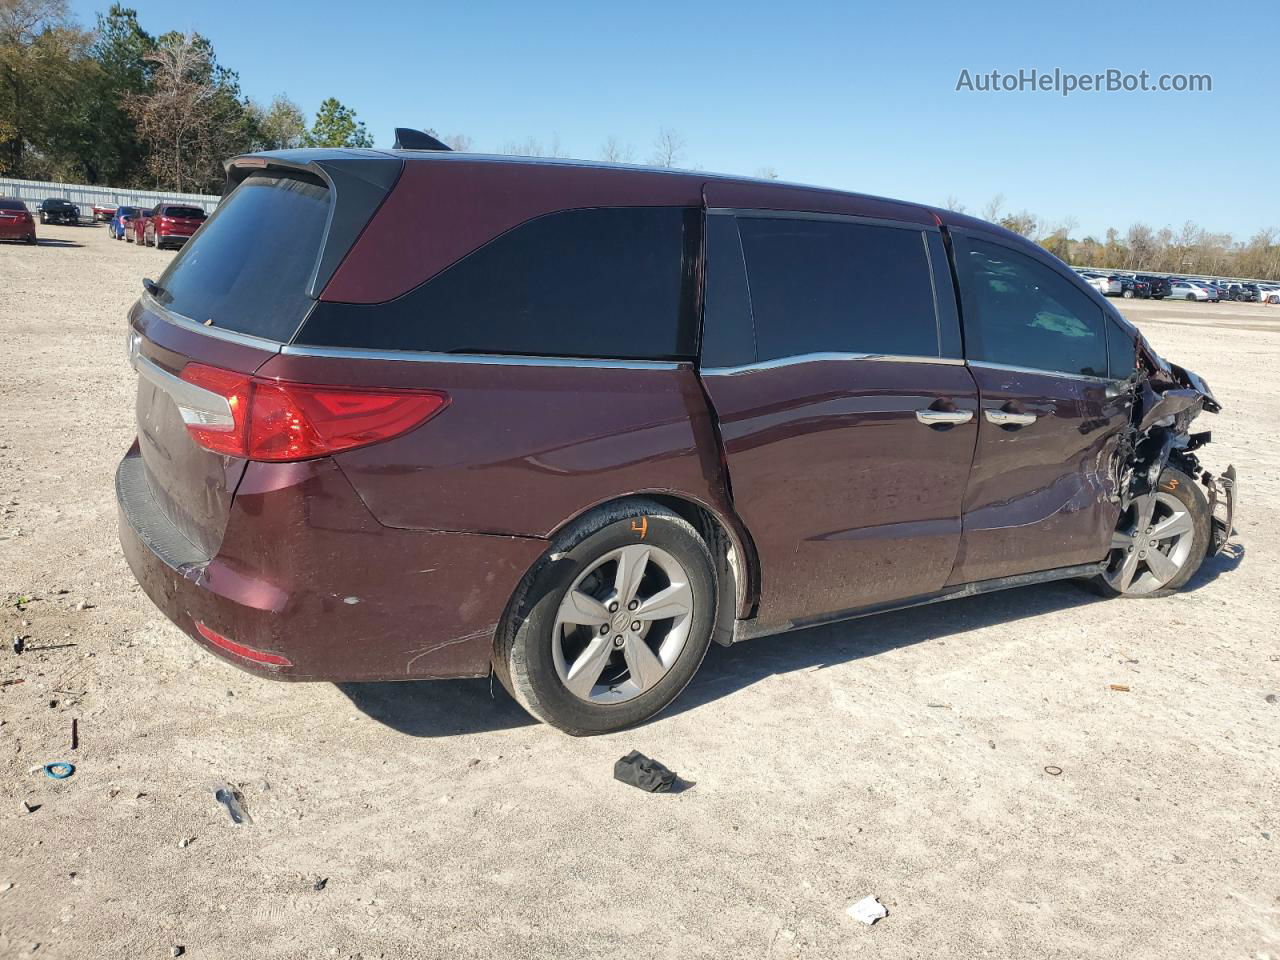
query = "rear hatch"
xmin=127 ymin=153 xmax=402 ymax=560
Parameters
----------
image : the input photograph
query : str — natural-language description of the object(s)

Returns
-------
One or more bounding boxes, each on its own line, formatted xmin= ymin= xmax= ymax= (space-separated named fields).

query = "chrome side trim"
xmin=702 ymin=352 xmax=965 ymax=376
xmin=916 ymin=409 xmax=973 ymax=425
xmin=128 ymin=335 xmax=234 ymax=430
xmin=984 ymin=409 xmax=1038 ymax=426
xmin=280 ymin=342 xmax=683 ymax=370
xmin=707 ymin=208 xmax=939 ymax=233
xmin=142 ymin=292 xmax=288 ymax=351
xmin=967 ymin=360 xmax=1113 ymax=384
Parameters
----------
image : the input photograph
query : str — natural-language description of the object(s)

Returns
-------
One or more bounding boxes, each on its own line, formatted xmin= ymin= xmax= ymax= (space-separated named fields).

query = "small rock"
xmin=847 ymin=895 xmax=888 ymax=925
xmin=1 ymin=882 xmax=12 ymax=892
xmin=74 ymin=600 xmax=91 ymax=611
xmin=21 ymin=800 xmax=39 ymax=814
xmin=171 ymin=947 xmax=184 ymax=957
xmin=313 ymin=877 xmax=328 ymax=891
xmin=466 ymin=758 xmax=480 ymax=767
xmin=1266 ymin=694 xmax=1277 ymax=705
xmin=178 ymin=837 xmax=194 ymax=848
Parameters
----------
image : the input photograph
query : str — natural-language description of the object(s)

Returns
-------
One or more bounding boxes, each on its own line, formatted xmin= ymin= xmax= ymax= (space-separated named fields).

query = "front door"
xmin=947 ymin=232 xmax=1129 ymax=584
xmin=698 ymin=210 xmax=979 ymax=630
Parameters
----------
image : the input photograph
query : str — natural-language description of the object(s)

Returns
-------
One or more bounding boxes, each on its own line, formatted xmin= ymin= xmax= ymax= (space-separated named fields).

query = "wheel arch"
xmin=545 ymin=491 xmax=760 ymax=636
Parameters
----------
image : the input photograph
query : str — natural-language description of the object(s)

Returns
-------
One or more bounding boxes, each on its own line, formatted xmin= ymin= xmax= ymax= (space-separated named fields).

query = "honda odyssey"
xmin=117 ymin=137 xmax=1236 ymax=734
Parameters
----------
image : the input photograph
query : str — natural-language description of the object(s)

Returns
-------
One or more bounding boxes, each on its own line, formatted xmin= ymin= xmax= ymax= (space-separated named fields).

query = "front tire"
xmin=1186 ymin=293 xmax=1196 ymax=301
xmin=1093 ymin=467 xmax=1211 ymax=598
xmin=1123 ymin=289 xmax=1134 ymax=299
xmin=495 ymin=500 xmax=718 ymax=735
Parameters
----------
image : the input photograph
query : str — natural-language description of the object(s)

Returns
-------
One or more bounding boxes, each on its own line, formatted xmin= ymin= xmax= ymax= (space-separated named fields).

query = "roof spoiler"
xmin=392 ymin=128 xmax=452 ymax=151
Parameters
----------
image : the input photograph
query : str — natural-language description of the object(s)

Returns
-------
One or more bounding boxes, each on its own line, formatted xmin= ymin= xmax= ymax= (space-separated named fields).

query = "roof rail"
xmin=392 ymin=128 xmax=452 ymax=151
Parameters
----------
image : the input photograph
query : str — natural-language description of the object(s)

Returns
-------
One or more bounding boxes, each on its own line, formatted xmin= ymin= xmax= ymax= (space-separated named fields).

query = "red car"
xmin=144 ymin=203 xmax=207 ymax=250
xmin=129 ymin=208 xmax=153 ymax=244
xmin=92 ymin=203 xmax=118 ymax=223
xmin=117 ymin=141 xmax=1236 ymax=734
xmin=0 ymin=197 xmax=37 ymax=244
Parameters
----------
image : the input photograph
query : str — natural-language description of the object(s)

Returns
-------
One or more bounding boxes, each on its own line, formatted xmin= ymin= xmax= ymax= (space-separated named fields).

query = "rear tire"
xmin=1091 ymin=467 xmax=1211 ymax=599
xmin=494 ymin=499 xmax=718 ymax=735
xmin=1123 ymin=289 xmax=1134 ymax=299
xmin=1186 ymin=293 xmax=1196 ymax=301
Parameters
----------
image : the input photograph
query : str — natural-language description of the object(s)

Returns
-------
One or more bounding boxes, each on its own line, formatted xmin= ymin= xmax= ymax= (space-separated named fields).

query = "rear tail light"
xmin=178 ymin=363 xmax=449 ymax=461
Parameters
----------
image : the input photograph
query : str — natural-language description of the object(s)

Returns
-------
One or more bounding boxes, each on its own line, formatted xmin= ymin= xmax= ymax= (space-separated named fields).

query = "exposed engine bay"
xmin=1110 ymin=321 xmax=1236 ymax=556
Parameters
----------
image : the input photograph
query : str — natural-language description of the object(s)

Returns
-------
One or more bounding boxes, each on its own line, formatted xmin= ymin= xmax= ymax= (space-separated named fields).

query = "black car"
xmin=1112 ymin=275 xmax=1151 ymax=299
xmin=38 ymin=198 xmax=80 ymax=225
xmin=1224 ymin=283 xmax=1259 ymax=302
xmin=1134 ymin=274 xmax=1170 ymax=299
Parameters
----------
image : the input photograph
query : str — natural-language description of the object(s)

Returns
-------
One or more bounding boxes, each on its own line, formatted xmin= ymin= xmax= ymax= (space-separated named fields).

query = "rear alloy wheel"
xmin=495 ymin=500 xmax=717 ymax=735
xmin=1095 ymin=467 xmax=1210 ymax=598
xmin=1123 ymin=289 xmax=1134 ymax=299
xmin=1186 ymin=293 xmax=1196 ymax=301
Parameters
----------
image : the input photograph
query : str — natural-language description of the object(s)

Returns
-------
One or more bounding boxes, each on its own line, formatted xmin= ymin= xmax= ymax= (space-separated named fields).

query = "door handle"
xmin=915 ymin=409 xmax=974 ymax=425
xmin=984 ymin=409 xmax=1038 ymax=426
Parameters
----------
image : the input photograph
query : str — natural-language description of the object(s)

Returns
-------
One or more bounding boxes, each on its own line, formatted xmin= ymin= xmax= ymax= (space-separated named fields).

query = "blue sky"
xmin=73 ymin=0 xmax=1277 ymax=238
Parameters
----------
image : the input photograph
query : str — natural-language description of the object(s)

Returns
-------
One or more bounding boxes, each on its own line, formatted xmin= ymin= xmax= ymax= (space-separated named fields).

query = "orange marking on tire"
xmin=631 ymin=517 xmax=648 ymax=539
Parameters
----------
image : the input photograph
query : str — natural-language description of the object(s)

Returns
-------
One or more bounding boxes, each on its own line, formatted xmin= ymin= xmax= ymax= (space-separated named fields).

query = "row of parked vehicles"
xmin=0 ymin=197 xmax=208 ymax=248
xmin=108 ymin=204 xmax=207 ymax=250
xmin=1076 ymin=269 xmax=1280 ymax=304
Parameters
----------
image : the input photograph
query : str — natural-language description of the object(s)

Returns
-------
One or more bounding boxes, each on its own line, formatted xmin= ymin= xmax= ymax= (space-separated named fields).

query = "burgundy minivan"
xmin=118 ymin=140 xmax=1235 ymax=734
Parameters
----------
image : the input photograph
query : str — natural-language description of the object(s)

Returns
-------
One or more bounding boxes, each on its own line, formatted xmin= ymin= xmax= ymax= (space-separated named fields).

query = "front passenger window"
xmin=960 ymin=238 xmax=1107 ymax=377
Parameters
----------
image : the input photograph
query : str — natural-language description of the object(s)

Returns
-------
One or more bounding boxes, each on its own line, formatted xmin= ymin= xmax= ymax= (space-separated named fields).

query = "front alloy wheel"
xmin=1097 ymin=467 xmax=1210 ymax=597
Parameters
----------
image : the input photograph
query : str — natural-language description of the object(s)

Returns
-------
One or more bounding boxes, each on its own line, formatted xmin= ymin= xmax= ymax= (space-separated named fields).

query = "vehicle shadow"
xmin=34 ymin=238 xmax=83 ymax=248
xmin=340 ymin=544 xmax=1246 ymax=738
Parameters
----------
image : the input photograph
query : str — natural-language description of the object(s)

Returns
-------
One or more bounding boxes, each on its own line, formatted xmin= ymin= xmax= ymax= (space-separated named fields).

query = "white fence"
xmin=0 ymin=176 xmax=219 ymax=215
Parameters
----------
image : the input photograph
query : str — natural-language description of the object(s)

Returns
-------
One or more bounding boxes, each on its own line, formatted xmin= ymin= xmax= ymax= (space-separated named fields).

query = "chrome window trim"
xmin=279 ymin=342 xmax=683 ymax=370
xmin=966 ymin=360 xmax=1114 ymax=383
xmin=707 ymin=208 xmax=939 ymax=234
xmin=702 ymin=352 xmax=966 ymax=376
xmin=142 ymin=291 xmax=287 ymax=351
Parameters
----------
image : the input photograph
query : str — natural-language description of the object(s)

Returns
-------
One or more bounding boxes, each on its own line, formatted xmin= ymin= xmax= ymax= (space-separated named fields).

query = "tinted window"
xmin=298 ymin=207 xmax=698 ymax=359
xmin=1107 ymin=320 xmax=1138 ymax=379
xmin=165 ymin=206 xmax=205 ymax=219
xmin=959 ymin=237 xmax=1107 ymax=376
xmin=153 ymin=174 xmax=330 ymax=342
xmin=735 ymin=217 xmax=939 ymax=361
xmin=701 ymin=214 xmax=756 ymax=367
xmin=0 ymin=200 xmax=25 ymax=211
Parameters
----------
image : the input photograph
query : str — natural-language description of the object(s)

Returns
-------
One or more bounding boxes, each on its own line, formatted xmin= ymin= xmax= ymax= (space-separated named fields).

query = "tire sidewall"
xmin=504 ymin=505 xmax=717 ymax=735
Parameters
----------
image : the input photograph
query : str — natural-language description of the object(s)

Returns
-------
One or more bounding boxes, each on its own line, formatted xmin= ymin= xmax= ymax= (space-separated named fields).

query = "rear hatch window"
xmin=165 ymin=206 xmax=206 ymax=219
xmin=0 ymin=200 xmax=26 ymax=211
xmin=151 ymin=173 xmax=330 ymax=342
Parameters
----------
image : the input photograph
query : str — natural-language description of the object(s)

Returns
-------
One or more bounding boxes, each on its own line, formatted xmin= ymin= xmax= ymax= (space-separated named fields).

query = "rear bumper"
xmin=117 ymin=442 xmax=547 ymax=682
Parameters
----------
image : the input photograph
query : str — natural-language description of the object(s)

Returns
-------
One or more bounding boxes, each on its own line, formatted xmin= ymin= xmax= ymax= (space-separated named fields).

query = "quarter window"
xmin=735 ymin=217 xmax=940 ymax=362
xmin=297 ymin=207 xmax=699 ymax=359
xmin=959 ymin=238 xmax=1107 ymax=377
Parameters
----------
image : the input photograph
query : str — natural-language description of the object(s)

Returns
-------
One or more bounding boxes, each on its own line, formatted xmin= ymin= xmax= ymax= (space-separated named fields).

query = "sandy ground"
xmin=1 ymin=224 xmax=1277 ymax=960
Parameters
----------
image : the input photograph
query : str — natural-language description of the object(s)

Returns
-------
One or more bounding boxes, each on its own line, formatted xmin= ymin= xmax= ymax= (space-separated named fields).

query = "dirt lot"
xmin=1 ymin=224 xmax=1277 ymax=959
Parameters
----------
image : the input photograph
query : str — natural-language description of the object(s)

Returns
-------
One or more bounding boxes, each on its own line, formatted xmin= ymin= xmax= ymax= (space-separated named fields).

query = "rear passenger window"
xmin=298 ymin=207 xmax=699 ymax=359
xmin=959 ymin=238 xmax=1107 ymax=377
xmin=735 ymin=218 xmax=940 ymax=362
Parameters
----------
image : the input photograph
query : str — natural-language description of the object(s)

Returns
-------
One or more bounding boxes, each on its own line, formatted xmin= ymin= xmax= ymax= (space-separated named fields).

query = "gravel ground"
xmin=1 ymin=224 xmax=1277 ymax=960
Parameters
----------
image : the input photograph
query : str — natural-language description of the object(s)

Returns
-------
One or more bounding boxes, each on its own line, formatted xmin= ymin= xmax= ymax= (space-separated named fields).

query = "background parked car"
xmin=1235 ymin=283 xmax=1261 ymax=302
xmin=129 ymin=208 xmax=153 ymax=244
xmin=1114 ymin=275 xmax=1150 ymax=299
xmin=1257 ymin=284 xmax=1280 ymax=304
xmin=1170 ymin=280 xmax=1212 ymax=301
xmin=0 ymin=197 xmax=37 ymax=244
xmin=1134 ymin=274 xmax=1170 ymax=299
xmin=109 ymin=206 xmax=139 ymax=240
xmin=38 ymin=198 xmax=80 ymax=225
xmin=91 ymin=203 xmax=118 ymax=222
xmin=143 ymin=202 xmax=207 ymax=250
xmin=1078 ymin=271 xmax=1113 ymax=295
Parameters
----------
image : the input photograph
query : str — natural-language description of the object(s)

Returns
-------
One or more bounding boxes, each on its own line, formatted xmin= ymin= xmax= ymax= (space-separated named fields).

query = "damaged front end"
xmin=1109 ymin=344 xmax=1236 ymax=556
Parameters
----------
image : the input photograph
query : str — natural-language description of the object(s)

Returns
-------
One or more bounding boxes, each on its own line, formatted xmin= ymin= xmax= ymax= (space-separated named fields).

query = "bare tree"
xmin=258 ymin=94 xmax=306 ymax=150
xmin=944 ymin=194 xmax=966 ymax=213
xmin=443 ymin=133 xmax=472 ymax=152
xmin=599 ymin=135 xmax=636 ymax=164
xmin=650 ymin=127 xmax=685 ymax=168
xmin=500 ymin=135 xmax=568 ymax=158
xmin=981 ymin=194 xmax=1005 ymax=222
xmin=125 ymin=34 xmax=217 ymax=191
xmin=755 ymin=165 xmax=780 ymax=180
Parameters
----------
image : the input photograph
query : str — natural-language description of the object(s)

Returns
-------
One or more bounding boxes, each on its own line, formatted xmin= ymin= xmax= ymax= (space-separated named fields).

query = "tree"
xmin=944 ymin=194 xmax=965 ymax=213
xmin=650 ymin=126 xmax=684 ymax=167
xmin=599 ymin=135 xmax=635 ymax=164
xmin=442 ymin=132 xmax=471 ymax=152
xmin=981 ymin=194 xmax=1005 ymax=222
xmin=82 ymin=4 xmax=153 ymax=183
xmin=306 ymin=97 xmax=371 ymax=148
xmin=257 ymin=94 xmax=305 ymax=150
xmin=755 ymin=165 xmax=780 ymax=180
